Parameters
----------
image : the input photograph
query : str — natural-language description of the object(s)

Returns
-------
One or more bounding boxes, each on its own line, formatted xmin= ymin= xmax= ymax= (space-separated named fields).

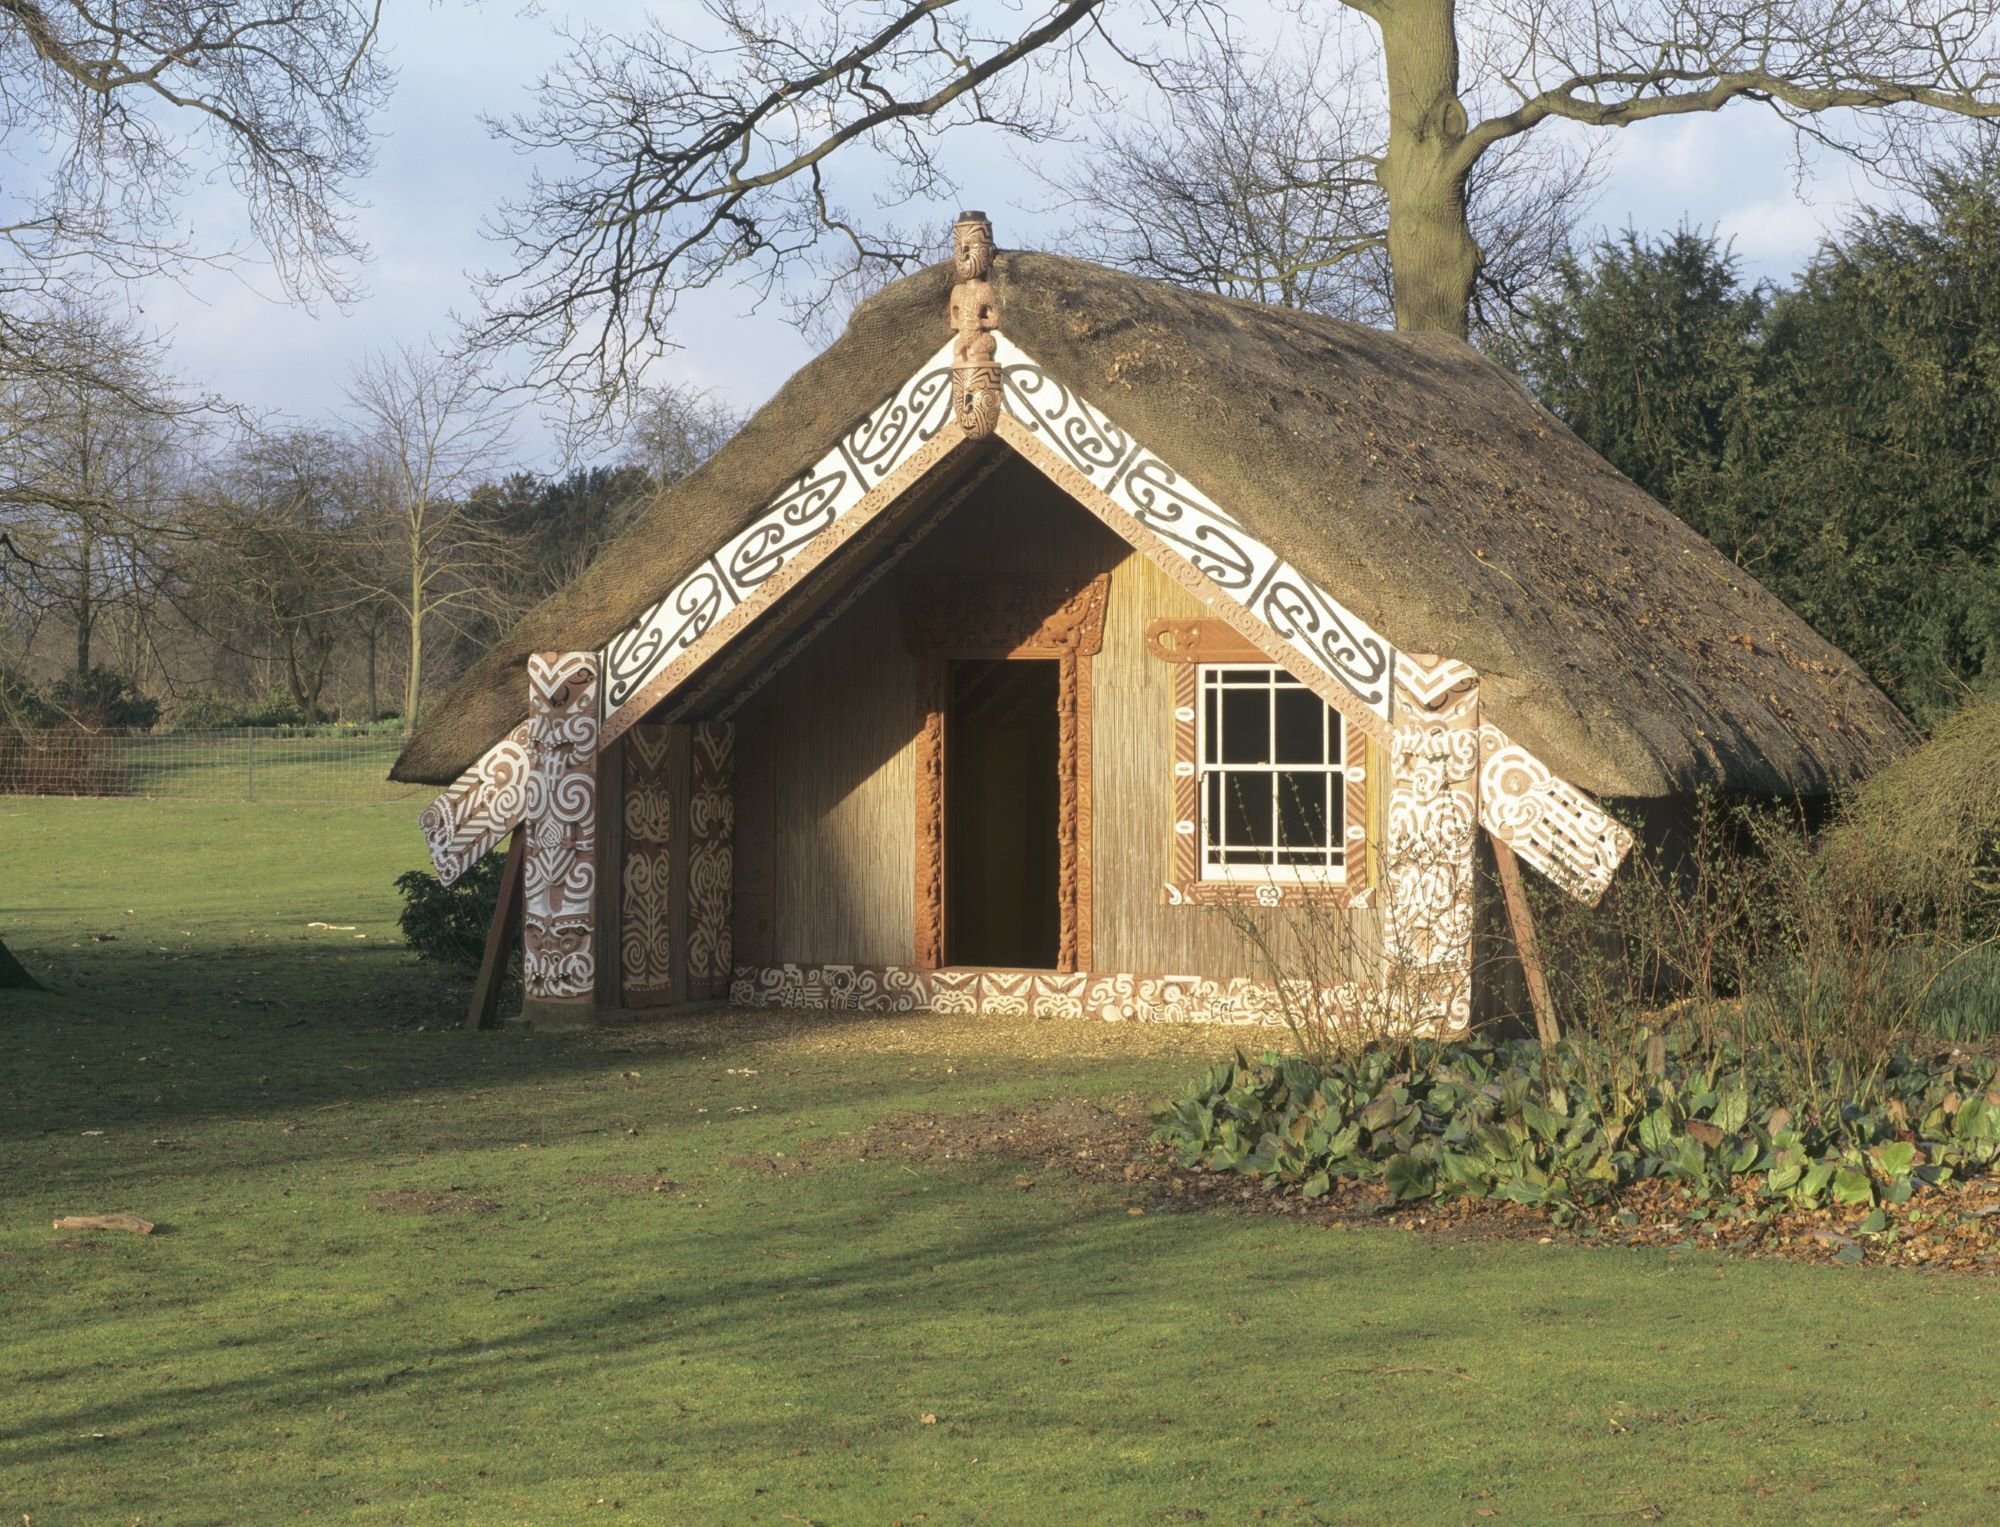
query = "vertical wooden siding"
xmin=730 ymin=457 xmax=1380 ymax=980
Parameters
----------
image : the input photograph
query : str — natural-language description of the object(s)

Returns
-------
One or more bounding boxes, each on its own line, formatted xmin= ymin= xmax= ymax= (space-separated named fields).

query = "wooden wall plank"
xmin=730 ymin=455 xmax=1380 ymax=983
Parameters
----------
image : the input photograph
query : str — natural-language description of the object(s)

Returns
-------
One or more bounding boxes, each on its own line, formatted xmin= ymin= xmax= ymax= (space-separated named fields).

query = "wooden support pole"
xmin=466 ymin=829 xmax=525 ymax=1031
xmin=1491 ymin=833 xmax=1560 ymax=1048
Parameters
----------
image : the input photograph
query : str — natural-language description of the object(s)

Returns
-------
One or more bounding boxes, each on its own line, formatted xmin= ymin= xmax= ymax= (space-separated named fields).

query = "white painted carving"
xmin=522 ymin=653 xmax=599 ymax=1001
xmin=419 ymin=720 xmax=531 ymax=886
xmin=994 ymin=334 xmax=1397 ymax=720
xmin=1384 ymin=685 xmax=1480 ymax=1034
xmin=599 ymin=343 xmax=957 ymax=736
xmin=1479 ymin=723 xmax=1634 ymax=905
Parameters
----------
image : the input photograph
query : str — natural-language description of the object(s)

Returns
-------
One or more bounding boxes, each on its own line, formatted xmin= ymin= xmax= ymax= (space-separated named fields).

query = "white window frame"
xmin=1195 ymin=663 xmax=1350 ymax=885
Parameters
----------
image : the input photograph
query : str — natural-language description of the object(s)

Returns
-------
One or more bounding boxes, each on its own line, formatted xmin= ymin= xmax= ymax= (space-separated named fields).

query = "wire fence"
xmin=0 ymin=725 xmax=425 ymax=805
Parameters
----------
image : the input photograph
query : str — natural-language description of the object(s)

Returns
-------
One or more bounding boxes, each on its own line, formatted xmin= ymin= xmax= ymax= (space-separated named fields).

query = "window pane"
xmin=1203 ymin=683 xmax=1219 ymax=766
xmin=1204 ymin=770 xmax=1222 ymax=847
xmin=1276 ymin=770 xmax=1329 ymax=848
xmin=1219 ymin=687 xmax=1269 ymax=764
xmin=1217 ymin=667 xmax=1268 ymax=683
xmin=1224 ymin=773 xmax=1274 ymax=848
xmin=1274 ymin=687 xmax=1326 ymax=764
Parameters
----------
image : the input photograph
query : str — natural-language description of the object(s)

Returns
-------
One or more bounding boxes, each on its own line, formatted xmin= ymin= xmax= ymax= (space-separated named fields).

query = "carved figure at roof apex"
xmin=953 ymin=211 xmax=994 ymax=280
xmin=950 ymin=210 xmax=1001 ymax=437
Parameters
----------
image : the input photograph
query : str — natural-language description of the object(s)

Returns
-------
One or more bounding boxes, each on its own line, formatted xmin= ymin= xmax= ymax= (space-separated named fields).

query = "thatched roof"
xmin=394 ymin=252 xmax=1915 ymax=797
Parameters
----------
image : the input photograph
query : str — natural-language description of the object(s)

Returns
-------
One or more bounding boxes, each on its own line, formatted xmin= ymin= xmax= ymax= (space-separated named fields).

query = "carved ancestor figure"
xmin=949 ymin=211 xmax=1001 ymax=438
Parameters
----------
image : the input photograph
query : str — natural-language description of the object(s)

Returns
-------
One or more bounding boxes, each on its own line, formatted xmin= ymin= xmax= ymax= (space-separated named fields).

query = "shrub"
xmin=395 ymin=852 xmax=509 ymax=969
xmin=0 ymin=725 xmax=128 ymax=795
xmin=237 ymin=688 xmax=306 ymax=728
xmin=165 ymin=691 xmax=247 ymax=731
xmin=44 ymin=667 xmax=160 ymax=729
xmin=1824 ymin=686 xmax=2000 ymax=939
xmin=1156 ymin=1038 xmax=2000 ymax=1223
xmin=0 ymin=667 xmax=57 ymax=728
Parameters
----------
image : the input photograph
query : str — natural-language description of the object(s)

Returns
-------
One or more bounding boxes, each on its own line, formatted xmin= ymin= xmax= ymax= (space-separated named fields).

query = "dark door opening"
xmin=946 ymin=659 xmax=1061 ymax=969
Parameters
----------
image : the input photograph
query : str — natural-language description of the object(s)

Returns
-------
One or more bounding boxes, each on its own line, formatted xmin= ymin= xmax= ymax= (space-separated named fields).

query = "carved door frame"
xmin=906 ymin=574 xmax=1109 ymax=974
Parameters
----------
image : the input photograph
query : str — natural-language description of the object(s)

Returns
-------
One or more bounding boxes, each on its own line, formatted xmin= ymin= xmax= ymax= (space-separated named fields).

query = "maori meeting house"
xmin=391 ymin=215 xmax=1912 ymax=1033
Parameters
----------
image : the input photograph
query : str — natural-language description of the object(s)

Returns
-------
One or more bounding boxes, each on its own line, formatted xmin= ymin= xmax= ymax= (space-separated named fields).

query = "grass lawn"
xmin=3 ymin=798 xmax=1999 ymax=1524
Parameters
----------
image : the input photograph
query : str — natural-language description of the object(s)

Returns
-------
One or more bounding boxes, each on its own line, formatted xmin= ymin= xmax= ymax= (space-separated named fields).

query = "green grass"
xmin=4 ymin=799 xmax=2000 ymax=1523
xmin=3 ymin=730 xmax=425 ymax=804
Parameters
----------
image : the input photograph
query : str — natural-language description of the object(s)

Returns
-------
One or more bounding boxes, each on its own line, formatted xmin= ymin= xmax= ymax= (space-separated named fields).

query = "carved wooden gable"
xmin=418 ymin=219 xmax=1633 ymax=913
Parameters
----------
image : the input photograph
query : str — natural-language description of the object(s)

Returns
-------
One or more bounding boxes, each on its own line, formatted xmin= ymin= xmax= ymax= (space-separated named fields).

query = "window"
xmin=1198 ymin=665 xmax=1346 ymax=882
xmin=1146 ymin=617 xmax=1369 ymax=907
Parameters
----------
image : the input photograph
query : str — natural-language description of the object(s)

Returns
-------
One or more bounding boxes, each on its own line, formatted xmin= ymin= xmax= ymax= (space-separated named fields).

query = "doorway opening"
xmin=946 ymin=659 xmax=1061 ymax=968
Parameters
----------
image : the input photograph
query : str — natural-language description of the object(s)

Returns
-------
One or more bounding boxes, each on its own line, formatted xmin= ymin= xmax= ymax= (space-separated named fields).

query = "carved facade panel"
xmin=1383 ymin=683 xmax=1479 ymax=1035
xmin=620 ymin=723 xmax=675 ymax=1001
xmin=1478 ymin=723 xmax=1634 ymax=905
xmin=1393 ymin=653 xmax=1479 ymax=710
xmin=419 ymin=721 xmax=531 ymax=886
xmin=686 ymin=721 xmax=734 ymax=998
xmin=522 ymin=653 xmax=599 ymax=1002
xmin=730 ymin=962 xmax=1326 ymax=1026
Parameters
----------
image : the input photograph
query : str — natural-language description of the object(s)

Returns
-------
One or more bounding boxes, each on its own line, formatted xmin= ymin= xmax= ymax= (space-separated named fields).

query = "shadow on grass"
xmin=0 ymin=1175 xmax=1297 ymax=1469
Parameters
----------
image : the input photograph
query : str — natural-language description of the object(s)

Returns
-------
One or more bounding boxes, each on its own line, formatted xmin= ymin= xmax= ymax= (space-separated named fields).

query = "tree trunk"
xmin=1375 ymin=0 xmax=1481 ymax=338
xmin=74 ymin=533 xmax=93 ymax=676
xmin=366 ymin=624 xmax=379 ymax=723
xmin=404 ymin=545 xmax=423 ymax=726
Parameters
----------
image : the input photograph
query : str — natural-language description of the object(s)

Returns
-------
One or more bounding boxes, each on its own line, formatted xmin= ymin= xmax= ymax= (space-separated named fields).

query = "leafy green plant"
xmin=1156 ymin=1037 xmax=2000 ymax=1222
xmin=394 ymin=852 xmax=509 ymax=969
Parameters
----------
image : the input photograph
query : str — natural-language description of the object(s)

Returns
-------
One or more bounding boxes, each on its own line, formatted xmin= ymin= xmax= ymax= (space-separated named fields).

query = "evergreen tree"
xmin=1508 ymin=197 xmax=2000 ymax=722
xmin=1497 ymin=230 xmax=1764 ymax=560
xmin=1750 ymin=159 xmax=2000 ymax=720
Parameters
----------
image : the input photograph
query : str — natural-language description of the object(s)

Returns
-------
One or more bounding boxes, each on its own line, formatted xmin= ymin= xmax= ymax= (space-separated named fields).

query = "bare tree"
xmin=0 ymin=299 xmax=202 ymax=679
xmin=0 ymin=1 xmax=388 ymax=317
xmin=344 ymin=344 xmax=517 ymax=725
xmin=1053 ymin=39 xmax=1599 ymax=341
xmin=471 ymin=0 xmax=2000 ymax=404
xmin=623 ymin=380 xmax=742 ymax=491
xmin=186 ymin=426 xmax=377 ymax=723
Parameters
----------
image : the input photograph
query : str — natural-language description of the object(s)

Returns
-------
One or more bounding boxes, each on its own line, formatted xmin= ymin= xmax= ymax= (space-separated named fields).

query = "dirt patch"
xmin=726 ymin=1153 xmax=811 ymax=1177
xmin=593 ymin=1003 xmax=1253 ymax=1063
xmin=575 ymin=1172 xmax=686 ymax=1195
xmin=50 ymin=1238 xmax=109 ymax=1253
xmin=363 ymin=1189 xmax=501 ymax=1216
xmin=845 ymin=1095 xmax=1158 ymax=1173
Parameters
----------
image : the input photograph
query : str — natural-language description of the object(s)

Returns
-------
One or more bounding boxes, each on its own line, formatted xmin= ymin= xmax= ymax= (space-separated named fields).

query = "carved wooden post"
xmin=522 ymin=652 xmax=599 ymax=1005
xmin=949 ymin=211 xmax=1001 ymax=438
xmin=618 ymin=723 xmax=675 ymax=1005
xmin=1384 ymin=656 xmax=1480 ymax=1034
xmin=685 ymin=720 xmax=734 ymax=1000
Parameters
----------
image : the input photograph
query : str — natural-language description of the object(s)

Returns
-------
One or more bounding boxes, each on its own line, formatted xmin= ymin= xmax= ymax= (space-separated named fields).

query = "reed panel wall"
xmin=729 ymin=455 xmax=1380 ymax=981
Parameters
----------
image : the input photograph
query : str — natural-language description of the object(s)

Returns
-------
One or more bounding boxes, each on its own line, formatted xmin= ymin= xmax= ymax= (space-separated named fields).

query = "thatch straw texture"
xmin=394 ymin=253 xmax=1913 ymax=797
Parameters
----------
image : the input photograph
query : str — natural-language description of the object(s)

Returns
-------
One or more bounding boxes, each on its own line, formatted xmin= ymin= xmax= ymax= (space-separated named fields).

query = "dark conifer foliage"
xmin=1505 ymin=170 xmax=2000 ymax=722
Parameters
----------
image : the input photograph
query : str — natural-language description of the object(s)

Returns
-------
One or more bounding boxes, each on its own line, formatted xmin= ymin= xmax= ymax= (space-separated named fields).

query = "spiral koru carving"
xmin=523 ymin=652 xmax=599 ymax=1001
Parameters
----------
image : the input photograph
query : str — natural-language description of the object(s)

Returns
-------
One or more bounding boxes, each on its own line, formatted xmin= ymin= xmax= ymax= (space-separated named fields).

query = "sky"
xmin=116 ymin=3 xmax=1899 ymax=472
